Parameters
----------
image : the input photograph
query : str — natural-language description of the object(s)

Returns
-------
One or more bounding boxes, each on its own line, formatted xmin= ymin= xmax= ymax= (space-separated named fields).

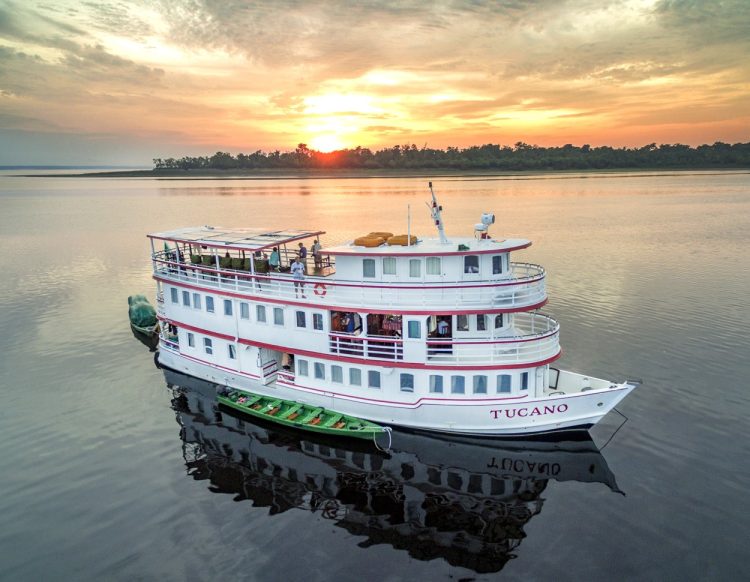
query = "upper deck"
xmin=149 ymin=226 xmax=546 ymax=313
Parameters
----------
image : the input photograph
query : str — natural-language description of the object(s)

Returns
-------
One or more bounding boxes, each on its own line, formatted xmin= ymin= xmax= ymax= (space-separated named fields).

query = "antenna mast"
xmin=427 ymin=181 xmax=450 ymax=244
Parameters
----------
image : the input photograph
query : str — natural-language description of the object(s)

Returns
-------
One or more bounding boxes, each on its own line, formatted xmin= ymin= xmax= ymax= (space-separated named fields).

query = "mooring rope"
xmin=373 ymin=426 xmax=392 ymax=451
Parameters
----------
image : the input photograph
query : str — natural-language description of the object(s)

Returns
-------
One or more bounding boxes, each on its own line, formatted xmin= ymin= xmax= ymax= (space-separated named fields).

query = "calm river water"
xmin=0 ymin=170 xmax=748 ymax=581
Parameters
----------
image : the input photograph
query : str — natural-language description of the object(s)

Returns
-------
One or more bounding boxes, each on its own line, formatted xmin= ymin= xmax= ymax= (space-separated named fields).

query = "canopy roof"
xmin=148 ymin=226 xmax=324 ymax=252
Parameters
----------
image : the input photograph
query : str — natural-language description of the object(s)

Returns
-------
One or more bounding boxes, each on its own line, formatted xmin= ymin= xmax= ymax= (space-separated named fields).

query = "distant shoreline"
xmin=17 ymin=166 xmax=750 ymax=179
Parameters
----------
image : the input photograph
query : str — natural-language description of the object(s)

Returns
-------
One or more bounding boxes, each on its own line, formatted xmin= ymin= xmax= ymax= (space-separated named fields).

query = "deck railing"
xmin=329 ymin=333 xmax=404 ymax=361
xmin=425 ymin=313 xmax=560 ymax=365
xmin=152 ymin=253 xmax=546 ymax=310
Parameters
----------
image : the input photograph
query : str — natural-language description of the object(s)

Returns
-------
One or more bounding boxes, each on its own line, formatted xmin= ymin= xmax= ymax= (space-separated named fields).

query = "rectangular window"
xmin=331 ymin=365 xmax=343 ymax=383
xmin=203 ymin=337 xmax=213 ymax=355
xmin=349 ymin=368 xmax=362 ymax=386
xmin=313 ymin=313 xmax=324 ymax=331
xmin=314 ymin=362 xmax=325 ymax=379
xmin=240 ymin=302 xmax=250 ymax=320
xmin=407 ymin=320 xmax=421 ymax=339
xmin=521 ymin=372 xmax=529 ymax=390
xmin=400 ymin=373 xmax=414 ymax=392
xmin=170 ymin=287 xmax=178 ymax=303
xmin=228 ymin=344 xmax=236 ymax=359
xmin=296 ymin=311 xmax=306 ymax=328
xmin=457 ymin=315 xmax=469 ymax=331
xmin=192 ymin=293 xmax=201 ymax=310
xmin=464 ymin=255 xmax=479 ymax=274
xmin=206 ymin=296 xmax=215 ymax=313
xmin=368 ymin=370 xmax=381 ymax=388
xmin=426 ymin=257 xmax=441 ymax=275
xmin=429 ymin=375 xmax=443 ymax=393
xmin=476 ymin=314 xmax=487 ymax=331
xmin=497 ymin=375 xmax=512 ymax=393
xmin=274 ymin=307 xmax=284 ymax=326
xmin=409 ymin=259 xmax=421 ymax=277
xmin=256 ymin=304 xmax=266 ymax=323
xmin=383 ymin=257 xmax=396 ymax=275
xmin=473 ymin=375 xmax=488 ymax=394
xmin=363 ymin=258 xmax=375 ymax=278
xmin=495 ymin=314 xmax=504 ymax=329
xmin=298 ymin=359 xmax=309 ymax=376
xmin=492 ymin=255 xmax=503 ymax=274
xmin=182 ymin=290 xmax=190 ymax=306
xmin=187 ymin=332 xmax=195 ymax=347
xmin=224 ymin=299 xmax=233 ymax=316
xmin=451 ymin=375 xmax=465 ymax=394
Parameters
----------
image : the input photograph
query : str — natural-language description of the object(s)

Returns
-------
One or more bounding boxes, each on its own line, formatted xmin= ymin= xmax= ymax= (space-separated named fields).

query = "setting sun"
xmin=308 ymin=134 xmax=346 ymax=152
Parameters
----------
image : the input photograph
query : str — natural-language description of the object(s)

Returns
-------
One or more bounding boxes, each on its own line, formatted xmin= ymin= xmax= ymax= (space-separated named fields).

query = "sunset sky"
xmin=1 ymin=0 xmax=748 ymax=165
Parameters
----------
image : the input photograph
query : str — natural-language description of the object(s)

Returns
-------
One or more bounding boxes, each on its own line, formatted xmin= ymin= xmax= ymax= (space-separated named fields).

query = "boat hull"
xmin=157 ymin=346 xmax=634 ymax=436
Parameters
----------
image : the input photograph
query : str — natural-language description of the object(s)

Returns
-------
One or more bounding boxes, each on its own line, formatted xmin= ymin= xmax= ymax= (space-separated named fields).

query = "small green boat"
xmin=217 ymin=389 xmax=386 ymax=440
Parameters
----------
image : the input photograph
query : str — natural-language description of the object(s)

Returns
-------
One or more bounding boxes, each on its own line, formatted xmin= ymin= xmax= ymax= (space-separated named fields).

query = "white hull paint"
xmin=158 ymin=346 xmax=636 ymax=436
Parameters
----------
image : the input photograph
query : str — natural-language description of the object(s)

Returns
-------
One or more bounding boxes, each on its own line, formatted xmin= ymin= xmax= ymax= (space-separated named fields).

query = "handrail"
xmin=152 ymin=252 xmax=544 ymax=290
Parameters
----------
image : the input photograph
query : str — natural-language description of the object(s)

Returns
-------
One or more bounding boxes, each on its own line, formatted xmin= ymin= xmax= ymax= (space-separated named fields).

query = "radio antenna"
xmin=426 ymin=181 xmax=449 ymax=244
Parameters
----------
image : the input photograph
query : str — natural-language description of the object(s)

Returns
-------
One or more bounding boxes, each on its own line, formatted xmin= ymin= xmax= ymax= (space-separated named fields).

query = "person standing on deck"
xmin=311 ymin=239 xmax=322 ymax=270
xmin=269 ymin=247 xmax=280 ymax=271
xmin=291 ymin=256 xmax=306 ymax=298
xmin=298 ymin=242 xmax=308 ymax=269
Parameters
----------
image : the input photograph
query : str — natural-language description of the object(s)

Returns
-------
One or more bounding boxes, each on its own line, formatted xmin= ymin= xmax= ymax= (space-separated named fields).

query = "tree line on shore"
xmin=152 ymin=141 xmax=750 ymax=171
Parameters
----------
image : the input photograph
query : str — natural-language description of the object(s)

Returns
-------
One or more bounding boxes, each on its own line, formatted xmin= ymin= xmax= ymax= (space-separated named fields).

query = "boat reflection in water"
xmin=165 ymin=369 xmax=621 ymax=574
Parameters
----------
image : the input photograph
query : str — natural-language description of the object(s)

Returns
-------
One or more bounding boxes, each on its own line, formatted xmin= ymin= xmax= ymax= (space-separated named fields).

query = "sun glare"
xmin=309 ymin=135 xmax=346 ymax=152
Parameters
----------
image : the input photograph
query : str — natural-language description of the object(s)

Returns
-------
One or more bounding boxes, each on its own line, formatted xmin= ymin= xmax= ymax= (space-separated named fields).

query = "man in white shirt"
xmin=291 ymin=256 xmax=306 ymax=298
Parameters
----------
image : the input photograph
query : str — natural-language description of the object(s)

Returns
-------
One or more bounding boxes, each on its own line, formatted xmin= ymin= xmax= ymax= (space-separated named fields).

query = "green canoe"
xmin=217 ymin=389 xmax=386 ymax=440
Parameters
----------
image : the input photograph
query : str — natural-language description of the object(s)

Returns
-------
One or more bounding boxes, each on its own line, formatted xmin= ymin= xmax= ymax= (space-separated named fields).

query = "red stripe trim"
xmin=276 ymin=378 xmax=530 ymax=408
xmin=161 ymin=343 xmax=261 ymax=379
xmin=155 ymin=275 xmax=548 ymax=315
xmin=161 ymin=316 xmax=562 ymax=370
xmin=326 ymin=241 xmax=532 ymax=257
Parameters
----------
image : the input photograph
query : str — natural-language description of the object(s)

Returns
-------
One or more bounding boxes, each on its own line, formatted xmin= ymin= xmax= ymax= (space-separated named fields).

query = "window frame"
xmin=203 ymin=337 xmax=213 ymax=355
xmin=256 ymin=304 xmax=266 ymax=323
xmin=205 ymin=296 xmax=215 ymax=313
xmin=363 ymin=258 xmax=376 ymax=278
xmin=429 ymin=375 xmax=443 ymax=393
xmin=464 ymin=255 xmax=480 ymax=274
xmin=400 ymin=373 xmax=415 ymax=392
xmin=273 ymin=307 xmax=284 ymax=326
xmin=451 ymin=375 xmax=466 ymax=394
xmin=368 ymin=370 xmax=381 ymax=388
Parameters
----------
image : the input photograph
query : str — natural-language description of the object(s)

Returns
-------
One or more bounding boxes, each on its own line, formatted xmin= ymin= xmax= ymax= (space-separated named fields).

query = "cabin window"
xmin=400 ymin=373 xmax=415 ymax=392
xmin=182 ymin=291 xmax=190 ymax=306
xmin=383 ymin=257 xmax=397 ymax=275
xmin=228 ymin=344 xmax=236 ymax=360
xmin=314 ymin=362 xmax=325 ymax=379
xmin=368 ymin=370 xmax=381 ymax=388
xmin=426 ymin=257 xmax=441 ymax=275
xmin=363 ymin=259 xmax=375 ymax=278
xmin=457 ymin=315 xmax=469 ymax=332
xmin=429 ymin=375 xmax=443 ymax=393
xmin=492 ymin=255 xmax=503 ymax=274
xmin=497 ymin=375 xmax=511 ymax=393
xmin=223 ymin=299 xmax=233 ymax=316
xmin=521 ymin=372 xmax=529 ymax=390
xmin=473 ymin=375 xmax=488 ymax=394
xmin=298 ymin=360 xmax=309 ymax=376
xmin=203 ymin=338 xmax=213 ymax=355
xmin=256 ymin=305 xmax=266 ymax=323
xmin=349 ymin=368 xmax=362 ymax=386
xmin=206 ymin=296 xmax=215 ymax=313
xmin=313 ymin=313 xmax=324 ymax=331
xmin=187 ymin=333 xmax=195 ymax=347
xmin=240 ymin=302 xmax=250 ymax=320
xmin=331 ymin=365 xmax=343 ymax=383
xmin=464 ymin=255 xmax=479 ymax=273
xmin=476 ymin=314 xmax=487 ymax=331
xmin=451 ymin=376 xmax=465 ymax=394
xmin=192 ymin=293 xmax=201 ymax=310
xmin=296 ymin=310 xmax=306 ymax=328
xmin=409 ymin=259 xmax=421 ymax=277
xmin=495 ymin=314 xmax=504 ymax=328
xmin=273 ymin=307 xmax=284 ymax=326
xmin=170 ymin=287 xmax=178 ymax=303
xmin=407 ymin=321 xmax=421 ymax=339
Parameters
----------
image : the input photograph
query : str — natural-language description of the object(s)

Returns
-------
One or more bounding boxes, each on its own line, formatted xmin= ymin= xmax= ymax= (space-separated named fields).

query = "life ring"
xmin=314 ymin=283 xmax=327 ymax=296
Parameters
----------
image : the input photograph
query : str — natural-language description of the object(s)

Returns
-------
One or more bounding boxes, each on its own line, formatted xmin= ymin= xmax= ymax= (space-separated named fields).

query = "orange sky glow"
xmin=0 ymin=0 xmax=748 ymax=164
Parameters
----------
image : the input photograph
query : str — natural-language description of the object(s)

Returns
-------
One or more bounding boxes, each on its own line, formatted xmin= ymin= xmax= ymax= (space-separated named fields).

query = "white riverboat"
xmin=151 ymin=183 xmax=638 ymax=436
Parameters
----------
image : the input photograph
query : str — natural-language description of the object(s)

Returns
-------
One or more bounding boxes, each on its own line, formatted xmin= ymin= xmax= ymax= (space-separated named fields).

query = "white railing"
xmin=329 ymin=333 xmax=404 ymax=361
xmin=152 ymin=253 xmax=546 ymax=310
xmin=425 ymin=313 xmax=560 ymax=365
